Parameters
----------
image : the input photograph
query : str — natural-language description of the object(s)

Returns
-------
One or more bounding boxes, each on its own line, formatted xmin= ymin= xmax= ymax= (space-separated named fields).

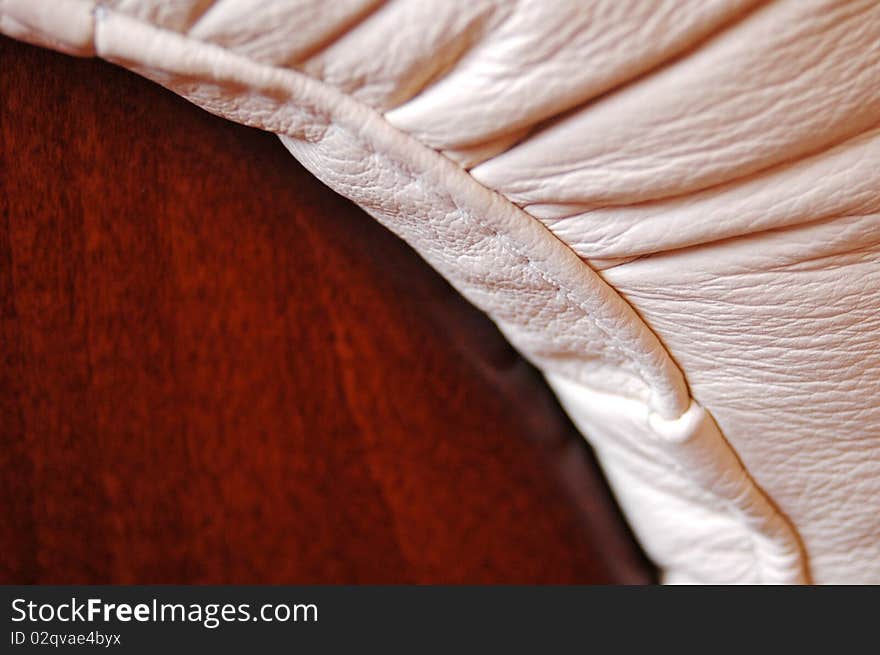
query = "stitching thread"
xmin=4 ymin=0 xmax=809 ymax=583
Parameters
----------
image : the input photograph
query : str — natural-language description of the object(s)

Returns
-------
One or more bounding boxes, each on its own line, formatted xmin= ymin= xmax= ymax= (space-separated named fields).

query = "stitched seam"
xmin=281 ymin=90 xmax=807 ymax=583
xmin=341 ymin=131 xmax=666 ymax=388
xmin=83 ymin=1 xmax=683 ymax=411
xmin=90 ymin=6 xmax=805 ymax=582
xmin=4 ymin=0 xmax=807 ymax=582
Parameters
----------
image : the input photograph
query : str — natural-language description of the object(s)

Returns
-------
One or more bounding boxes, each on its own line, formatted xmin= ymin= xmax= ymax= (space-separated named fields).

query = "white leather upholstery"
xmin=3 ymin=0 xmax=878 ymax=583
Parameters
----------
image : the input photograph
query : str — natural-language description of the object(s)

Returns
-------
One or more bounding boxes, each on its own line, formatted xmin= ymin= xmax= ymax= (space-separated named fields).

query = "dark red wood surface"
xmin=0 ymin=37 xmax=653 ymax=584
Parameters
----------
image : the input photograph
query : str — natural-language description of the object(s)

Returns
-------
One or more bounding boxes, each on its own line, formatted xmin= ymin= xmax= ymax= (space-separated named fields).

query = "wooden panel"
xmin=0 ymin=37 xmax=653 ymax=584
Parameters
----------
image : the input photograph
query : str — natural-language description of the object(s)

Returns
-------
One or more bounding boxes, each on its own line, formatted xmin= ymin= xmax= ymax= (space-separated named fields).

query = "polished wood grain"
xmin=0 ymin=37 xmax=653 ymax=584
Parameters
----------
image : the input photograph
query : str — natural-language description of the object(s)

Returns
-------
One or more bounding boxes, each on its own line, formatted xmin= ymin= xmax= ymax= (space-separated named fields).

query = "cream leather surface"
xmin=3 ymin=0 xmax=878 ymax=583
